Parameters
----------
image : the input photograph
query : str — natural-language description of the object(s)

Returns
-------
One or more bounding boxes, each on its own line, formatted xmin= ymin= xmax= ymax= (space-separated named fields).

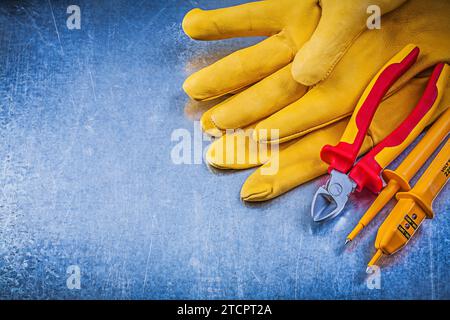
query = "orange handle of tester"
xmin=368 ymin=138 xmax=450 ymax=267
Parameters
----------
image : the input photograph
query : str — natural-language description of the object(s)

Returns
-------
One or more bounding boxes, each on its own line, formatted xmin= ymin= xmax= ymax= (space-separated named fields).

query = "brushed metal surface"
xmin=0 ymin=0 xmax=448 ymax=299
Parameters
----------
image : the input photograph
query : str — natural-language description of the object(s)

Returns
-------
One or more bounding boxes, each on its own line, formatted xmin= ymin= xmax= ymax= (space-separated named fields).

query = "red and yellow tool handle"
xmin=349 ymin=62 xmax=449 ymax=193
xmin=320 ymin=44 xmax=419 ymax=174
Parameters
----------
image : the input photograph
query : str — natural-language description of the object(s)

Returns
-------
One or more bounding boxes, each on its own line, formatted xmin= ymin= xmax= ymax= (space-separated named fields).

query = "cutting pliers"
xmin=310 ymin=44 xmax=448 ymax=222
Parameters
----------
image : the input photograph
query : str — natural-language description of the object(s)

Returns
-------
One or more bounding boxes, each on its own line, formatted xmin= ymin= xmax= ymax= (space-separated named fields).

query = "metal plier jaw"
xmin=311 ymin=170 xmax=356 ymax=222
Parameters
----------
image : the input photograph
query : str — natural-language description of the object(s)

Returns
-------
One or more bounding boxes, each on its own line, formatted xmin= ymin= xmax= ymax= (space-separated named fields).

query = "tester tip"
xmin=346 ymin=223 xmax=364 ymax=244
xmin=345 ymin=238 xmax=351 ymax=245
xmin=368 ymin=249 xmax=383 ymax=269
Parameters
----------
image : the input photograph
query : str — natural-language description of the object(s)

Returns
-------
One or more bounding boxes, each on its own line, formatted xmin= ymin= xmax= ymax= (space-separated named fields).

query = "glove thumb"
xmin=291 ymin=0 xmax=407 ymax=86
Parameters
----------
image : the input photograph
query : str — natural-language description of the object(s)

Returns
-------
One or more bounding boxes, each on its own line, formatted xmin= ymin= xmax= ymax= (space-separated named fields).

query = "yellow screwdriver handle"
xmin=396 ymin=138 xmax=450 ymax=219
xmin=370 ymin=138 xmax=450 ymax=266
xmin=383 ymin=107 xmax=450 ymax=191
xmin=348 ymin=108 xmax=450 ymax=244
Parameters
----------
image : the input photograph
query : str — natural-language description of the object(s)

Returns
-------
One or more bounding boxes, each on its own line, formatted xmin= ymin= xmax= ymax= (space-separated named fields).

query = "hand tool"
xmin=310 ymin=44 xmax=447 ymax=222
xmin=367 ymin=138 xmax=450 ymax=269
xmin=346 ymin=107 xmax=450 ymax=244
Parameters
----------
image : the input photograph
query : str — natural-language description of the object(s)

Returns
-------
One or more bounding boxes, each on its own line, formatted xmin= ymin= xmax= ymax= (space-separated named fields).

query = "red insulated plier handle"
xmin=320 ymin=44 xmax=448 ymax=193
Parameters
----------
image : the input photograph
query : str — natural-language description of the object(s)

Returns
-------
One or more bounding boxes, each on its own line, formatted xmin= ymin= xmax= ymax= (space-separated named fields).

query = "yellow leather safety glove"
xmin=252 ymin=0 xmax=450 ymax=144
xmin=183 ymin=0 xmax=450 ymax=201
xmin=291 ymin=0 xmax=409 ymax=86
xmin=183 ymin=0 xmax=407 ymax=135
xmin=183 ymin=0 xmax=406 ymax=101
xmin=183 ymin=0 xmax=321 ymax=103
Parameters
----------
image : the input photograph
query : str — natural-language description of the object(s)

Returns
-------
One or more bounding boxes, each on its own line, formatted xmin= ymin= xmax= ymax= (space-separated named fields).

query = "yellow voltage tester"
xmin=347 ymin=108 xmax=450 ymax=243
xmin=368 ymin=138 xmax=450 ymax=268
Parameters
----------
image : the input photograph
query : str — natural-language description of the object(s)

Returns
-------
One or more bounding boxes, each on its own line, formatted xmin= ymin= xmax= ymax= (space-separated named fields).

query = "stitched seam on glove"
xmin=259 ymin=113 xmax=352 ymax=144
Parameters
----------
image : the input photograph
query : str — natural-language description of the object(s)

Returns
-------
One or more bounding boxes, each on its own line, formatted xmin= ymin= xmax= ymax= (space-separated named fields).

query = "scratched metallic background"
xmin=0 ymin=0 xmax=448 ymax=300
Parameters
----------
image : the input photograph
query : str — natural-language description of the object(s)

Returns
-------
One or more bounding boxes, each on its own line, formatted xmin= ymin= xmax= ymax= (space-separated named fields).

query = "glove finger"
xmin=200 ymin=64 xmax=308 ymax=134
xmin=182 ymin=2 xmax=282 ymax=40
xmin=253 ymin=79 xmax=354 ymax=144
xmin=183 ymin=33 xmax=295 ymax=101
xmin=201 ymin=94 xmax=242 ymax=137
xmin=205 ymin=125 xmax=296 ymax=170
xmin=291 ymin=0 xmax=407 ymax=86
